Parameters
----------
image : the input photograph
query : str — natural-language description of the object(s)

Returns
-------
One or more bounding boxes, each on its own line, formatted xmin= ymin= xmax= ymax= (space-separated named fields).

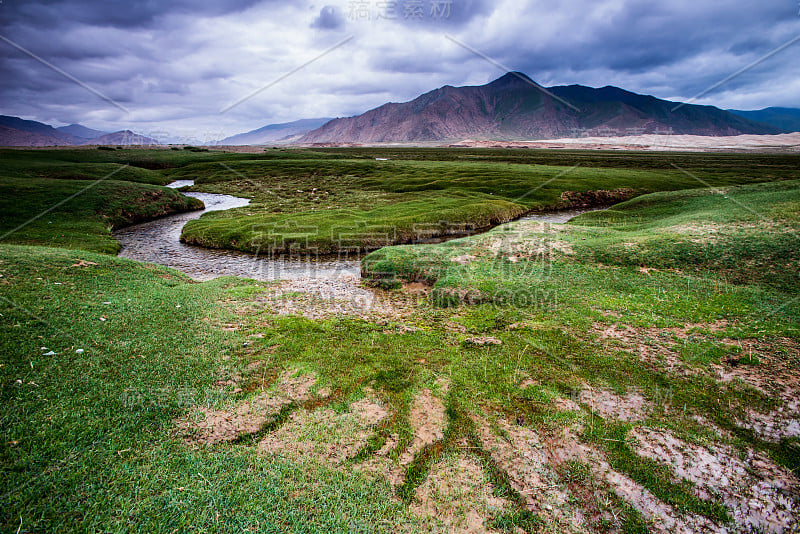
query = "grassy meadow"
xmin=1 ymin=146 xmax=799 ymax=533
xmin=177 ymin=149 xmax=800 ymax=254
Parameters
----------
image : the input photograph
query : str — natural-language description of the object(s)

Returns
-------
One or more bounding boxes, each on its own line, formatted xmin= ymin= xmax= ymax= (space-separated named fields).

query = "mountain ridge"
xmin=298 ymin=73 xmax=783 ymax=144
xmin=0 ymin=115 xmax=158 ymax=146
xmin=56 ymin=123 xmax=110 ymax=139
xmin=219 ymin=118 xmax=333 ymax=145
xmin=728 ymin=107 xmax=800 ymax=132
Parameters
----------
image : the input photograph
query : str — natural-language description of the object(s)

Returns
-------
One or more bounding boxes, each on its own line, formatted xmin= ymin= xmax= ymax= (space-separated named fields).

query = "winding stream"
xmin=518 ymin=208 xmax=603 ymax=224
xmin=114 ymin=181 xmax=601 ymax=282
xmin=114 ymin=181 xmax=360 ymax=281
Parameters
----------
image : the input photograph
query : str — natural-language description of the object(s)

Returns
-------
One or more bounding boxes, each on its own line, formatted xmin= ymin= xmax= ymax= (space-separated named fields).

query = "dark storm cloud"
xmin=337 ymin=0 xmax=492 ymax=28
xmin=439 ymin=0 xmax=800 ymax=101
xmin=311 ymin=5 xmax=345 ymax=30
xmin=0 ymin=0 xmax=266 ymax=30
xmin=0 ymin=0 xmax=798 ymax=136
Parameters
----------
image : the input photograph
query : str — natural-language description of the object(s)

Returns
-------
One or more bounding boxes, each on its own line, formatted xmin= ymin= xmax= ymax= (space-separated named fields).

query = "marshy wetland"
xmin=1 ymin=146 xmax=799 ymax=533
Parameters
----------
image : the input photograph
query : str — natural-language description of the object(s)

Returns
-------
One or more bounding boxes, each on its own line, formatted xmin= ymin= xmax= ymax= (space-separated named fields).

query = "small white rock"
xmin=100 ymin=317 xmax=106 ymax=322
xmin=43 ymin=351 xmax=56 ymax=356
xmin=40 ymin=347 xmax=48 ymax=351
xmin=75 ymin=349 xmax=84 ymax=354
xmin=176 ymin=304 xmax=181 ymax=308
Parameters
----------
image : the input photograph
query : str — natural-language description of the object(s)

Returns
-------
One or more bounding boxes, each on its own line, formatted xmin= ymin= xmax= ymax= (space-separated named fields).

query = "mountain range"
xmin=298 ymin=73 xmax=787 ymax=144
xmin=728 ymin=107 xmax=800 ymax=133
xmin=2 ymin=74 xmax=798 ymax=147
xmin=0 ymin=115 xmax=158 ymax=147
xmin=219 ymin=118 xmax=333 ymax=145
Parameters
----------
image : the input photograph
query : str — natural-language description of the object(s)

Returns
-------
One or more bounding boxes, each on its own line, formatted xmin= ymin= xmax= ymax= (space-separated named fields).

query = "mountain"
xmin=0 ymin=115 xmax=155 ymax=146
xmin=56 ymin=123 xmax=109 ymax=139
xmin=299 ymin=73 xmax=784 ymax=143
xmin=220 ymin=118 xmax=334 ymax=145
xmin=728 ymin=107 xmax=800 ymax=132
xmin=82 ymin=130 xmax=160 ymax=145
xmin=0 ymin=125 xmax=71 ymax=146
xmin=0 ymin=115 xmax=81 ymax=146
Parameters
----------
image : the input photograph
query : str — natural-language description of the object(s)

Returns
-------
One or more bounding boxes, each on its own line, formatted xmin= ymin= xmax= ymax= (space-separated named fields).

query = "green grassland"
xmin=0 ymin=176 xmax=203 ymax=253
xmin=1 ymin=147 xmax=800 ymax=532
xmin=0 ymin=246 xmax=411 ymax=532
xmin=363 ymin=179 xmax=800 ymax=294
xmin=177 ymin=149 xmax=800 ymax=254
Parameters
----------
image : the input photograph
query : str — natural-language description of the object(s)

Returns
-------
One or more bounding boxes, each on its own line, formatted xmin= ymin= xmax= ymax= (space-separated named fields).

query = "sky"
xmin=1 ymin=0 xmax=799 ymax=142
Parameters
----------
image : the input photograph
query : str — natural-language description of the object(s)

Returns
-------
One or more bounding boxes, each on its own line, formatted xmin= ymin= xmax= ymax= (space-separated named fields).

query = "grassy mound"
xmin=363 ymin=180 xmax=800 ymax=298
xmin=182 ymin=191 xmax=525 ymax=255
xmin=0 ymin=177 xmax=203 ymax=253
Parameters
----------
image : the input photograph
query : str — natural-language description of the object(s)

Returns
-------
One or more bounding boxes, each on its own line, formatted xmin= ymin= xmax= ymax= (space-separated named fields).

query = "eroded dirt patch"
xmin=258 ymin=394 xmax=389 ymax=465
xmin=630 ymin=427 xmax=800 ymax=532
xmin=548 ymin=427 xmax=721 ymax=534
xmin=578 ymin=386 xmax=651 ymax=422
xmin=711 ymin=337 xmax=800 ymax=442
xmin=173 ymin=370 xmax=317 ymax=445
xmin=225 ymin=277 xmax=427 ymax=322
xmin=409 ymin=452 xmax=508 ymax=534
xmin=593 ymin=323 xmax=800 ymax=440
xmin=473 ymin=416 xmax=585 ymax=531
xmin=399 ymin=387 xmax=448 ymax=468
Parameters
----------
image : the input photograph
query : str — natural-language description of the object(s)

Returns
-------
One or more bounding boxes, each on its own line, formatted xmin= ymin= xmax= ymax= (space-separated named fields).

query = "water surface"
xmin=114 ymin=181 xmax=360 ymax=281
xmin=115 ymin=181 xmax=601 ymax=282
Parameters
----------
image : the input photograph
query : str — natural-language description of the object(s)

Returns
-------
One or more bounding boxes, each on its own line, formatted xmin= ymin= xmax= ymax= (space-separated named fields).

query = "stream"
xmin=114 ymin=181 xmax=601 ymax=282
xmin=114 ymin=181 xmax=360 ymax=281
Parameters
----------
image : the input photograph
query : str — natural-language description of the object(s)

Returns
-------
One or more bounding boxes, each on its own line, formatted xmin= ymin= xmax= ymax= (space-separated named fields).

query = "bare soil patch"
xmin=258 ymin=395 xmax=389 ymax=465
xmin=473 ymin=416 xmax=586 ymax=531
xmin=709 ymin=337 xmax=800 ymax=441
xmin=630 ymin=427 xmax=800 ymax=532
xmin=548 ymin=427 xmax=721 ymax=533
xmin=577 ymin=386 xmax=651 ymax=422
xmin=173 ymin=371 xmax=316 ymax=445
xmin=225 ymin=277 xmax=427 ymax=323
xmin=399 ymin=387 xmax=448 ymax=468
xmin=409 ymin=452 xmax=508 ymax=534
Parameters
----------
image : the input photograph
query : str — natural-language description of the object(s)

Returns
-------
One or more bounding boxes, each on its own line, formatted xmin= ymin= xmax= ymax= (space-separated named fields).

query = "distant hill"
xmin=220 ymin=118 xmax=333 ymax=145
xmin=83 ymin=130 xmax=160 ymax=146
xmin=56 ymin=123 xmax=109 ymax=139
xmin=0 ymin=125 xmax=71 ymax=146
xmin=0 ymin=115 xmax=157 ymax=146
xmin=0 ymin=115 xmax=81 ymax=146
xmin=299 ymin=73 xmax=784 ymax=144
xmin=728 ymin=107 xmax=800 ymax=132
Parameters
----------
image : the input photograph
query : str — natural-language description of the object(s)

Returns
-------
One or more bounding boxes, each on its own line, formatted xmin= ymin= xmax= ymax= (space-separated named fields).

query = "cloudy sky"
xmin=1 ymin=0 xmax=799 ymax=141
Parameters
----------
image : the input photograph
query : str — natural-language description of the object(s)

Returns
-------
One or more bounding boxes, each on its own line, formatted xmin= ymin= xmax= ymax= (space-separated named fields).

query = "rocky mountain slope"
xmin=299 ymin=73 xmax=783 ymax=144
